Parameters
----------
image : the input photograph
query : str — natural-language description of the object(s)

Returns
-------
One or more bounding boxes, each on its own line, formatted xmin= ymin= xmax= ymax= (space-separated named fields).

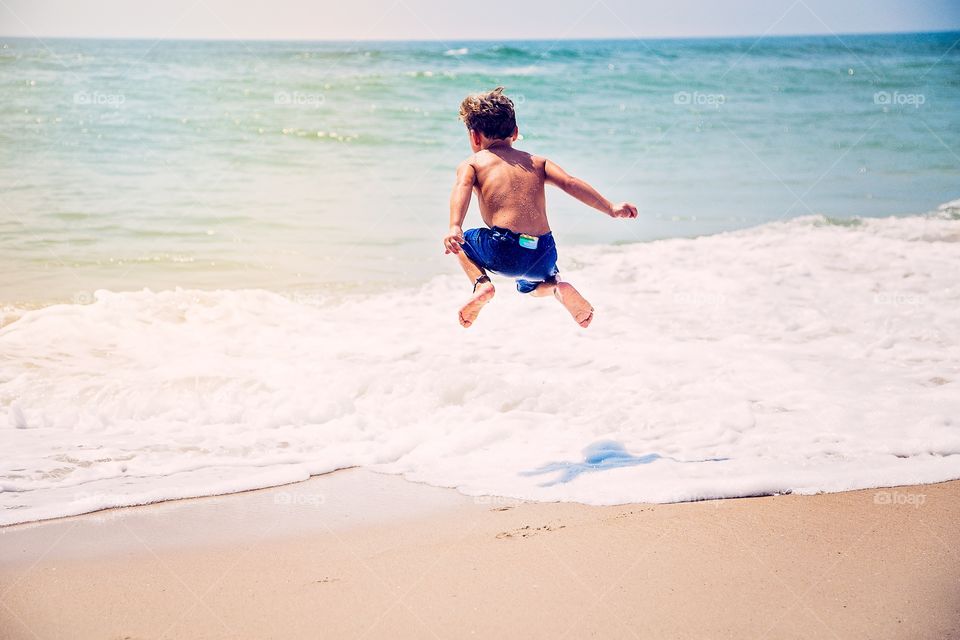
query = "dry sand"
xmin=1 ymin=470 xmax=958 ymax=639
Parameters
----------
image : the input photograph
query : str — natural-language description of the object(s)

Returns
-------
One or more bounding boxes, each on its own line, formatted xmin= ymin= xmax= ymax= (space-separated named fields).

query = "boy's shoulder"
xmin=462 ymin=147 xmax=546 ymax=168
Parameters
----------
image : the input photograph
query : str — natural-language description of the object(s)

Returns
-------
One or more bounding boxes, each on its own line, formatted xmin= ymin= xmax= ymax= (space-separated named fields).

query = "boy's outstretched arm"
xmin=544 ymin=159 xmax=638 ymax=219
xmin=444 ymin=162 xmax=476 ymax=254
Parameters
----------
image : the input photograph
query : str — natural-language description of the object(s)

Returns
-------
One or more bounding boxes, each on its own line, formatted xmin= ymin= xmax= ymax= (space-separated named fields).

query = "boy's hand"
xmin=444 ymin=225 xmax=465 ymax=254
xmin=609 ymin=202 xmax=638 ymax=219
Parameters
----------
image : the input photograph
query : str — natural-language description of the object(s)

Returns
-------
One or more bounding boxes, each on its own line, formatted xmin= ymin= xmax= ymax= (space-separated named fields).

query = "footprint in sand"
xmin=495 ymin=524 xmax=566 ymax=539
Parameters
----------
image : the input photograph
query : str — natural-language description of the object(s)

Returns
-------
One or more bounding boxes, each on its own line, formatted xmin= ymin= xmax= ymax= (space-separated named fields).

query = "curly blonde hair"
xmin=458 ymin=87 xmax=517 ymax=140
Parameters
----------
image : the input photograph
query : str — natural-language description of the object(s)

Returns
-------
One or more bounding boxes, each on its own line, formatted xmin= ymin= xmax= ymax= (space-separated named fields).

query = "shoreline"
xmin=2 ymin=470 xmax=959 ymax=638
xmin=0 ymin=468 xmax=475 ymax=557
xmin=1 ymin=462 xmax=957 ymax=535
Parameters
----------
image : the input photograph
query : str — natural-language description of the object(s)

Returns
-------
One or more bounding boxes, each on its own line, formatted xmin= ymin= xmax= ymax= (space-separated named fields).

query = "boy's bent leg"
xmin=553 ymin=281 xmax=594 ymax=328
xmin=455 ymin=249 xmax=495 ymax=328
xmin=529 ymin=281 xmax=556 ymax=297
xmin=455 ymin=247 xmax=487 ymax=285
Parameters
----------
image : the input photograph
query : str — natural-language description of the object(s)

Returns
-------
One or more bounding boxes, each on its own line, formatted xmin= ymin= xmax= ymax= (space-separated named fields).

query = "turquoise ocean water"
xmin=1 ymin=32 xmax=958 ymax=306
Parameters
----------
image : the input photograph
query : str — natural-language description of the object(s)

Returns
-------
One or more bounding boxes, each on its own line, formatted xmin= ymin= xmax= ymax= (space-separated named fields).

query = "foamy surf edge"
xmin=2 ymin=204 xmax=959 ymax=526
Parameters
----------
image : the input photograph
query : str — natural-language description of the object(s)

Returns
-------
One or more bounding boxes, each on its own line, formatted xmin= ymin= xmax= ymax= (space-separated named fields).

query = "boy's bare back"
xmin=465 ymin=145 xmax=551 ymax=237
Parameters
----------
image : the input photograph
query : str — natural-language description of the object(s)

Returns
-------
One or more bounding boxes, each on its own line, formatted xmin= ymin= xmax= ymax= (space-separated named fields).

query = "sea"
xmin=1 ymin=32 xmax=959 ymax=525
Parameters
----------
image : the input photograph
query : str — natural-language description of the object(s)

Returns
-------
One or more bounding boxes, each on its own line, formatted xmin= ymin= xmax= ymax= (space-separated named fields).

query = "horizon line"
xmin=1 ymin=28 xmax=957 ymax=44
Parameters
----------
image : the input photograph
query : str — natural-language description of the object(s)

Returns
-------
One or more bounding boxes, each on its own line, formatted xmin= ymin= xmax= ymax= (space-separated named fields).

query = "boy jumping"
xmin=444 ymin=87 xmax=638 ymax=329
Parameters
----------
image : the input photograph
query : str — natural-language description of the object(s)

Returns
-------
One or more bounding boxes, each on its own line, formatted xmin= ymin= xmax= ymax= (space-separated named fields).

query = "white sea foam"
xmin=2 ymin=208 xmax=959 ymax=525
xmin=498 ymin=65 xmax=542 ymax=76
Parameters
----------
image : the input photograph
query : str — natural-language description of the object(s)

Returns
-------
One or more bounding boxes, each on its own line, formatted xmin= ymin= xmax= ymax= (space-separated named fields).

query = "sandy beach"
xmin=2 ymin=470 xmax=958 ymax=639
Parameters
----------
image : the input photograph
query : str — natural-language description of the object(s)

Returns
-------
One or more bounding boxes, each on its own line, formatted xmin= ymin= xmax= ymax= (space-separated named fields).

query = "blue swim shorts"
xmin=460 ymin=226 xmax=560 ymax=294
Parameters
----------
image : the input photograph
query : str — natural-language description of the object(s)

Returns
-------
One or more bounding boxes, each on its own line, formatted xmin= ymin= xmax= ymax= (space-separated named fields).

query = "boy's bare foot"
xmin=459 ymin=282 xmax=495 ymax=328
xmin=554 ymin=281 xmax=594 ymax=328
